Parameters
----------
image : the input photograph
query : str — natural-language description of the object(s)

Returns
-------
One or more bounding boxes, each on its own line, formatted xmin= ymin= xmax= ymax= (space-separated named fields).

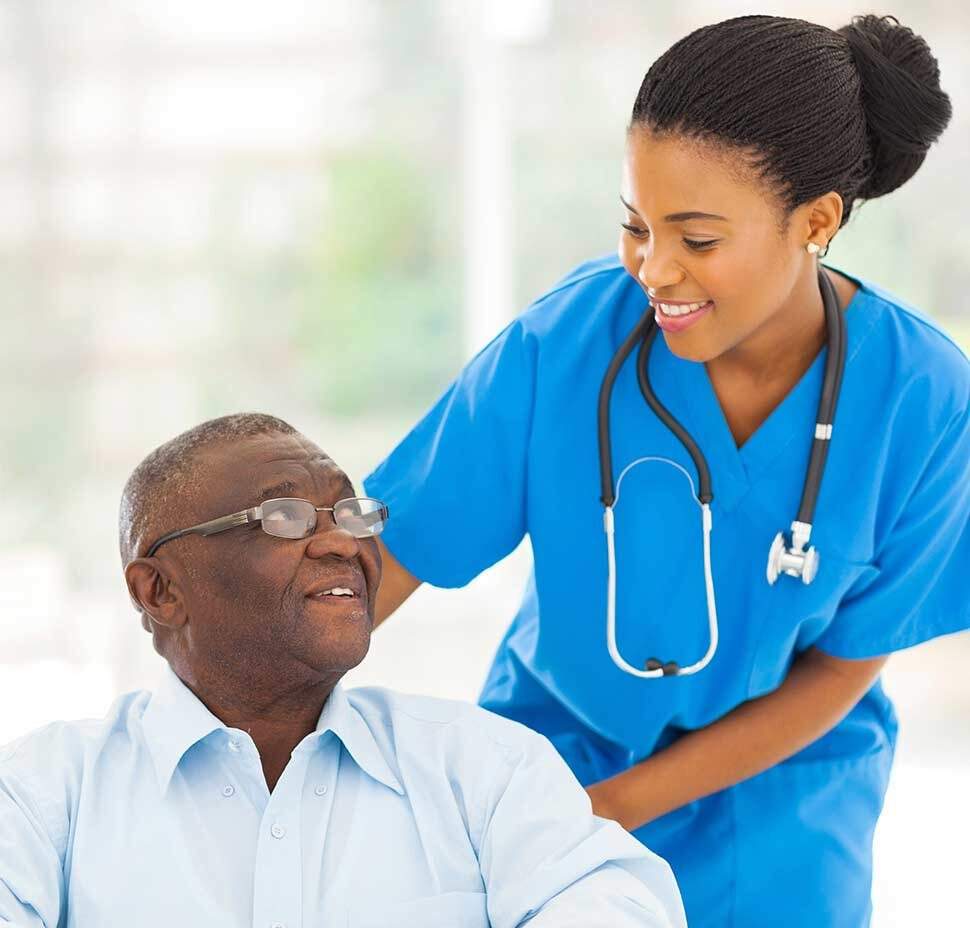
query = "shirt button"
xmin=228 ymin=740 xmax=241 ymax=753
xmin=314 ymin=785 xmax=328 ymax=796
xmin=222 ymin=785 xmax=235 ymax=797
xmin=271 ymin=823 xmax=286 ymax=839
xmin=271 ymin=923 xmax=285 ymax=928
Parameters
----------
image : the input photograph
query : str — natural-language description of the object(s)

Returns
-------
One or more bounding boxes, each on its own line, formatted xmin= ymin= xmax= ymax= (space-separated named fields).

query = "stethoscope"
xmin=597 ymin=267 xmax=847 ymax=678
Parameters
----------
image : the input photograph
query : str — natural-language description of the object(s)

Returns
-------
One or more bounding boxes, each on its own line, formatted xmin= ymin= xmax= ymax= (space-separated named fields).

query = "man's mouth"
xmin=304 ymin=572 xmax=367 ymax=608
xmin=308 ymin=587 xmax=358 ymax=600
xmin=304 ymin=580 xmax=368 ymax=618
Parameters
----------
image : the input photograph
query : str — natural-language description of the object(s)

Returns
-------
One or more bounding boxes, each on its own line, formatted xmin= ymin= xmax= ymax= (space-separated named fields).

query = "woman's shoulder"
xmin=516 ymin=252 xmax=640 ymax=338
xmin=533 ymin=252 xmax=629 ymax=300
xmin=835 ymin=267 xmax=968 ymax=421
xmin=849 ymin=269 xmax=964 ymax=357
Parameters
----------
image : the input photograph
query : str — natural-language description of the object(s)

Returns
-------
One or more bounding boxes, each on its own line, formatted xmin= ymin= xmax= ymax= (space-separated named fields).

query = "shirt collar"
xmin=141 ymin=665 xmax=404 ymax=796
xmin=307 ymin=682 xmax=404 ymax=795
xmin=142 ymin=665 xmax=226 ymax=794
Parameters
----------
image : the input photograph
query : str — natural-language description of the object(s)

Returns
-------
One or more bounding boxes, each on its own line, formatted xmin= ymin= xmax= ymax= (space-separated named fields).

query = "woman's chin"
xmin=660 ymin=331 xmax=721 ymax=364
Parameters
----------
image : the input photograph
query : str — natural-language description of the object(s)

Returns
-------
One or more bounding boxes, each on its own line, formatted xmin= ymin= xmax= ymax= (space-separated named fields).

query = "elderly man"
xmin=0 ymin=413 xmax=686 ymax=928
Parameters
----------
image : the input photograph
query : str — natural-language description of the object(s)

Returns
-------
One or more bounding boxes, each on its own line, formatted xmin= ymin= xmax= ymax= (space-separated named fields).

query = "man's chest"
xmin=64 ymin=771 xmax=485 ymax=928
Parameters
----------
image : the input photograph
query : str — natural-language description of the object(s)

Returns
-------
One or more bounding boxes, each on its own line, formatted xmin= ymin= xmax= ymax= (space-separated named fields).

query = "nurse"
xmin=364 ymin=14 xmax=968 ymax=928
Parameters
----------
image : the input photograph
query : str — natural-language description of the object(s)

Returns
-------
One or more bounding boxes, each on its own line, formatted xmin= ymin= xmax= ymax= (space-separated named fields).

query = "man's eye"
xmin=685 ymin=239 xmax=718 ymax=251
xmin=621 ymin=222 xmax=648 ymax=238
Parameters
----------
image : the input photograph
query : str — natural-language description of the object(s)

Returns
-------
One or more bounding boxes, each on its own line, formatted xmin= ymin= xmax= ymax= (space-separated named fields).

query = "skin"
xmin=372 ymin=128 xmax=887 ymax=827
xmin=618 ymin=128 xmax=860 ymax=447
xmin=124 ymin=431 xmax=381 ymax=792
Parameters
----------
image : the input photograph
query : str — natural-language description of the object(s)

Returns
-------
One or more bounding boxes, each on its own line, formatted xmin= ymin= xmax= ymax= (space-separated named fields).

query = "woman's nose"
xmin=637 ymin=249 xmax=682 ymax=292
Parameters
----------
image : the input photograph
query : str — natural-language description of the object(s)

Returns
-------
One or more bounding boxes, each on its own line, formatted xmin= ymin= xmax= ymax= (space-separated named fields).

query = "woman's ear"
xmin=806 ymin=191 xmax=844 ymax=246
xmin=124 ymin=558 xmax=188 ymax=631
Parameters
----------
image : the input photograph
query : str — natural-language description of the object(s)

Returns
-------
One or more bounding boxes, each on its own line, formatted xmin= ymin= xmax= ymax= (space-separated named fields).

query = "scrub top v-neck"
xmin=364 ymin=253 xmax=970 ymax=928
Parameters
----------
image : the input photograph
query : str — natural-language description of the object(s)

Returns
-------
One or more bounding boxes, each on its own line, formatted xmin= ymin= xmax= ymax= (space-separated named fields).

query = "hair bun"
xmin=837 ymin=14 xmax=951 ymax=200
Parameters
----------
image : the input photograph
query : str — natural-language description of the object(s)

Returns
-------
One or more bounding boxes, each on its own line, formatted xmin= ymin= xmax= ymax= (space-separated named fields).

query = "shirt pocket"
xmin=745 ymin=549 xmax=880 ymax=697
xmin=348 ymin=890 xmax=490 ymax=928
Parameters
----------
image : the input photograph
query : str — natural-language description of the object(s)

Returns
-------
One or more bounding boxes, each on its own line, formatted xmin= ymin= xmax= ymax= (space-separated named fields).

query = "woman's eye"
xmin=622 ymin=223 xmax=717 ymax=252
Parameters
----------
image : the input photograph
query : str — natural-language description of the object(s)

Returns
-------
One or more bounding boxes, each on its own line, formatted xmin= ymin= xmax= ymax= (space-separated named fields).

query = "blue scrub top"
xmin=364 ymin=254 xmax=970 ymax=928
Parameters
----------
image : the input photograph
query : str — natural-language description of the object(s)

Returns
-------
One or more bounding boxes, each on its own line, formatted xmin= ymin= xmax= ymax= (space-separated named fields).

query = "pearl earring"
xmin=806 ymin=242 xmax=821 ymax=255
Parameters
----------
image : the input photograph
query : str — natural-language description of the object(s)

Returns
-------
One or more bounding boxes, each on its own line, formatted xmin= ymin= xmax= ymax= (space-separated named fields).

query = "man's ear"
xmin=124 ymin=558 xmax=188 ymax=631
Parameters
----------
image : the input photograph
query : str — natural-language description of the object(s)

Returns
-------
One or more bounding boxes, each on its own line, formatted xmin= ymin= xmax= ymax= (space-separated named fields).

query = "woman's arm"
xmin=373 ymin=539 xmax=423 ymax=628
xmin=587 ymin=647 xmax=888 ymax=831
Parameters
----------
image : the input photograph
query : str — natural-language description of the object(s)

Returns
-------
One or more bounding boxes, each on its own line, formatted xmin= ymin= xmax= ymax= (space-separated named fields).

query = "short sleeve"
xmin=815 ymin=402 xmax=970 ymax=658
xmin=0 ymin=768 xmax=65 ymax=927
xmin=364 ymin=319 xmax=537 ymax=588
xmin=475 ymin=724 xmax=687 ymax=928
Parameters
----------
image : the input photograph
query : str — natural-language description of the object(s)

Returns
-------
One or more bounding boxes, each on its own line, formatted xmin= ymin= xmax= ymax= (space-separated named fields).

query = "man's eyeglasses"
xmin=144 ymin=497 xmax=389 ymax=558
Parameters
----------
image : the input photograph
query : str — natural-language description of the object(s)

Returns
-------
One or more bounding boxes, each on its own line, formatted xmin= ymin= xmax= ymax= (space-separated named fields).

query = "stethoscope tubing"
xmin=796 ymin=270 xmax=847 ymax=526
xmin=604 ymin=460 xmax=718 ymax=678
xmin=597 ymin=266 xmax=846 ymax=678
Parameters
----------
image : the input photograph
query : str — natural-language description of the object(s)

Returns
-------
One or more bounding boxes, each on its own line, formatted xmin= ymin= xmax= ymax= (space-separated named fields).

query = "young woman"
xmin=363 ymin=14 xmax=967 ymax=927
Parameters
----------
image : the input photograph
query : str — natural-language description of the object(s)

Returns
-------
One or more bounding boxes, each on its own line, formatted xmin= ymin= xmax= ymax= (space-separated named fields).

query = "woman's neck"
xmin=704 ymin=267 xmax=857 ymax=447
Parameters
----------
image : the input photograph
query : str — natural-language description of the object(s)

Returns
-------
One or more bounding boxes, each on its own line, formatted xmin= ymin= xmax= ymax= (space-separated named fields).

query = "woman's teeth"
xmin=654 ymin=300 xmax=711 ymax=317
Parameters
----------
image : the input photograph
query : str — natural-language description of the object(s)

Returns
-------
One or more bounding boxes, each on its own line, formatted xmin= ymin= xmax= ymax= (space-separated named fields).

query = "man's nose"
xmin=303 ymin=519 xmax=361 ymax=560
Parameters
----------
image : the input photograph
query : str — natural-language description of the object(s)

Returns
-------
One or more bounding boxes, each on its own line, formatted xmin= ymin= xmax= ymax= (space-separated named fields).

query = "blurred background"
xmin=0 ymin=1 xmax=967 ymax=924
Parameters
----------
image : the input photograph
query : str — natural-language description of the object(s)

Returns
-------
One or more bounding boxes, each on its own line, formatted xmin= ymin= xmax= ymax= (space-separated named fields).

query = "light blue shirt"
xmin=0 ymin=665 xmax=686 ymax=928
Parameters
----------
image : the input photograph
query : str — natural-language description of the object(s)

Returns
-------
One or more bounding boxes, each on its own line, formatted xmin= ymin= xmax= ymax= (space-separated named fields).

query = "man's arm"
xmin=587 ymin=647 xmax=887 ymax=830
xmin=0 ymin=770 xmax=64 ymax=927
xmin=475 ymin=724 xmax=687 ymax=928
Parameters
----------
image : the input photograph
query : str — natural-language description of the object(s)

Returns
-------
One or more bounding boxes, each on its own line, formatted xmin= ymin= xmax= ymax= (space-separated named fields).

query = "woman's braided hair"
xmin=631 ymin=14 xmax=952 ymax=241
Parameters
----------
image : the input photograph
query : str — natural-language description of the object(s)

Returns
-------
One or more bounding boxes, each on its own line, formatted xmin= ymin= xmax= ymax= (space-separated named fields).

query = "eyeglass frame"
xmin=143 ymin=496 xmax=390 ymax=558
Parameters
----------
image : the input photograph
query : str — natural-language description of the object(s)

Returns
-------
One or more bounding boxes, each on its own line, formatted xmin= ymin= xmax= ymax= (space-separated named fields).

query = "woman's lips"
xmin=653 ymin=299 xmax=714 ymax=333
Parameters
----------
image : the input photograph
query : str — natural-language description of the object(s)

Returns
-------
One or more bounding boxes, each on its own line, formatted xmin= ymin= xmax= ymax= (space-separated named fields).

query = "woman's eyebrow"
xmin=620 ymin=194 xmax=728 ymax=222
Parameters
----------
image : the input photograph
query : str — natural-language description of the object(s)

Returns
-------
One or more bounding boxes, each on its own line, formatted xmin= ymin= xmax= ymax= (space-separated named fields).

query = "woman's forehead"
xmin=622 ymin=130 xmax=762 ymax=211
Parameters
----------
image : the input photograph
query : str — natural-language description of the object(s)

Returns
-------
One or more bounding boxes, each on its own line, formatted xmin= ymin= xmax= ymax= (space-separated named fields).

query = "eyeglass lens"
xmin=259 ymin=498 xmax=386 ymax=540
xmin=333 ymin=497 xmax=387 ymax=537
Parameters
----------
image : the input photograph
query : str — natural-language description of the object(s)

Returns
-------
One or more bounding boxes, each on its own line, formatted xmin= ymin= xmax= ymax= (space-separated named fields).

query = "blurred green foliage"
xmin=214 ymin=148 xmax=462 ymax=419
xmin=290 ymin=151 xmax=461 ymax=415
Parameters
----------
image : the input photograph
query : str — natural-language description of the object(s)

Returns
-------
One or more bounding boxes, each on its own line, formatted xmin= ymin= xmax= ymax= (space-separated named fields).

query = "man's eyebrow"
xmin=333 ymin=476 xmax=356 ymax=499
xmin=620 ymin=195 xmax=728 ymax=223
xmin=256 ymin=479 xmax=300 ymax=502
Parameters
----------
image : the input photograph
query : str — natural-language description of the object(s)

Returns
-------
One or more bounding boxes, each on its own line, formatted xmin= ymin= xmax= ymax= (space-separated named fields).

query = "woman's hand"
xmin=586 ymin=778 xmax=637 ymax=830
xmin=585 ymin=647 xmax=887 ymax=833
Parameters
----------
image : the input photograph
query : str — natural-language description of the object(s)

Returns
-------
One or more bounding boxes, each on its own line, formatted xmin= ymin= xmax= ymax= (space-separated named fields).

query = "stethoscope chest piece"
xmin=767 ymin=528 xmax=820 ymax=586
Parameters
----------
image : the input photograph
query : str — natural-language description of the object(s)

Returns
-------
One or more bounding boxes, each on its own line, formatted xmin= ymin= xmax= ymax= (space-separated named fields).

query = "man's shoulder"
xmin=0 ymin=690 xmax=151 ymax=792
xmin=345 ymin=686 xmax=553 ymax=766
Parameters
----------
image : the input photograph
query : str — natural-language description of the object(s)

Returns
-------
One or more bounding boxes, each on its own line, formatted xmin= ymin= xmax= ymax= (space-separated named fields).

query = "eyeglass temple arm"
xmin=145 ymin=508 xmax=260 ymax=557
xmin=192 ymin=508 xmax=260 ymax=536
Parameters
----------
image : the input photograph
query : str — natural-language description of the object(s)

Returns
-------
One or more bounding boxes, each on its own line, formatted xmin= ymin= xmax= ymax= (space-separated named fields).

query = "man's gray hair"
xmin=119 ymin=412 xmax=298 ymax=567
